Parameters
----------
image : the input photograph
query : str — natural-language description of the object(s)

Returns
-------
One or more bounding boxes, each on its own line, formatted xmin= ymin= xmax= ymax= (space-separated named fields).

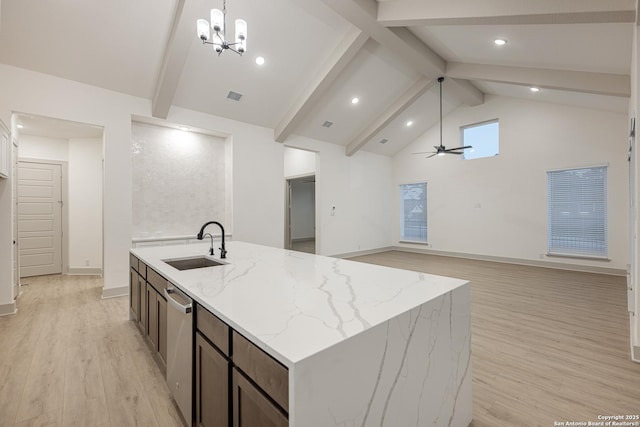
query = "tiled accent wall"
xmin=131 ymin=123 xmax=231 ymax=239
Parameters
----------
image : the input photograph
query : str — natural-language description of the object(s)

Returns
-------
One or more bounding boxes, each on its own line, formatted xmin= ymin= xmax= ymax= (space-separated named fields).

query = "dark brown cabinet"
xmin=145 ymin=280 xmax=167 ymax=369
xmin=129 ymin=267 xmax=140 ymax=321
xmin=130 ymin=253 xmax=290 ymax=427
xmin=195 ymin=332 xmax=230 ymax=427
xmin=130 ymin=255 xmax=168 ymax=371
xmin=195 ymin=305 xmax=289 ymax=427
xmin=232 ymin=368 xmax=287 ymax=427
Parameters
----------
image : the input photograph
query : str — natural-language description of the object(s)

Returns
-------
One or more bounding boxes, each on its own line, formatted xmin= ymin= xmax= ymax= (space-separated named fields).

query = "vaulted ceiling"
xmin=0 ymin=0 xmax=633 ymax=156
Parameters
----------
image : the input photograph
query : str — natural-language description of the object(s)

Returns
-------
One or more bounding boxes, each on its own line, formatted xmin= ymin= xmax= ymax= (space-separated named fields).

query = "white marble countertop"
xmin=131 ymin=241 xmax=468 ymax=368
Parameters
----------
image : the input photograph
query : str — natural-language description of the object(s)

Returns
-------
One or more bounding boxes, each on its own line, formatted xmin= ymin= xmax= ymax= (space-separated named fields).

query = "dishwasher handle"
xmin=164 ymin=287 xmax=193 ymax=314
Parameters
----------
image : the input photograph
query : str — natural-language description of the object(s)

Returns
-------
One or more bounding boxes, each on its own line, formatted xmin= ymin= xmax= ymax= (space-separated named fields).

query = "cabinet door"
xmin=232 ymin=368 xmax=287 ymax=427
xmin=147 ymin=284 xmax=158 ymax=351
xmin=139 ymin=274 xmax=147 ymax=333
xmin=157 ymin=295 xmax=167 ymax=365
xmin=130 ymin=268 xmax=140 ymax=321
xmin=195 ymin=332 xmax=229 ymax=427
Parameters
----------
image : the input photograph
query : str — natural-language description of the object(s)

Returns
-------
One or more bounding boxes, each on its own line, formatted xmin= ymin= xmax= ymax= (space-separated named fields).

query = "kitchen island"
xmin=130 ymin=241 xmax=472 ymax=427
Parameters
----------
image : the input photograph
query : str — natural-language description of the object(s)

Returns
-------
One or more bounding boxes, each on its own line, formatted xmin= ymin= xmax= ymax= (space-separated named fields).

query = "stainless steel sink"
xmin=162 ymin=256 xmax=225 ymax=271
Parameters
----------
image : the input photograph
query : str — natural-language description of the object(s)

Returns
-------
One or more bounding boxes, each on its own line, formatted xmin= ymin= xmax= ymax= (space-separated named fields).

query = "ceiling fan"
xmin=413 ymin=77 xmax=472 ymax=159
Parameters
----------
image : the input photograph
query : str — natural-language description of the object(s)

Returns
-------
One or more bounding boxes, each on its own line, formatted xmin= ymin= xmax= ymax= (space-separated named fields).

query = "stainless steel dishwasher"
xmin=164 ymin=285 xmax=193 ymax=425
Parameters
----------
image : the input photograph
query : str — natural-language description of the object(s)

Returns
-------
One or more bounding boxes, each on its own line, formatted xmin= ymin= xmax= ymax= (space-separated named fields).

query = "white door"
xmin=18 ymin=161 xmax=63 ymax=277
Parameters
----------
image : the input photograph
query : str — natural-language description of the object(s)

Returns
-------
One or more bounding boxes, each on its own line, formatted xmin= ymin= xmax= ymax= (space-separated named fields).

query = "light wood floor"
xmin=350 ymin=251 xmax=640 ymax=427
xmin=0 ymin=274 xmax=183 ymax=427
xmin=1 ymin=254 xmax=638 ymax=427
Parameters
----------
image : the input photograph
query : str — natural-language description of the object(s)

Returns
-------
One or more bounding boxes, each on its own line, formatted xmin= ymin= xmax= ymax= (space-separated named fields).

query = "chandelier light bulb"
xmin=197 ymin=19 xmax=210 ymax=41
xmin=235 ymin=19 xmax=247 ymax=53
xmin=211 ymin=8 xmax=224 ymax=33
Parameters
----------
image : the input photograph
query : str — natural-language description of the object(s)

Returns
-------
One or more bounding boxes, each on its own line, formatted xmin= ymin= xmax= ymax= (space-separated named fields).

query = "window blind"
xmin=547 ymin=166 xmax=607 ymax=257
xmin=400 ymin=183 xmax=427 ymax=242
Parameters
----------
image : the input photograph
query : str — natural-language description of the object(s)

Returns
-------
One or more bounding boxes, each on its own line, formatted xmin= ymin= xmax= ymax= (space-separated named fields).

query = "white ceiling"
xmin=0 ymin=0 xmax=633 ymax=156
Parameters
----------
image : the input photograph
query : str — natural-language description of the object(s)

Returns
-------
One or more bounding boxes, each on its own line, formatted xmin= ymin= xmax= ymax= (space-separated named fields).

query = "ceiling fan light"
xmin=211 ymin=8 xmax=224 ymax=33
xmin=197 ymin=19 xmax=210 ymax=41
xmin=437 ymin=151 xmax=445 ymax=157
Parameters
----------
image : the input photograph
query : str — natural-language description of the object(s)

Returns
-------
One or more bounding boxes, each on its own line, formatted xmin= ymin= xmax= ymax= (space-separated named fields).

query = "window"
xmin=547 ymin=166 xmax=607 ymax=258
xmin=400 ymin=183 xmax=427 ymax=242
xmin=461 ymin=119 xmax=499 ymax=160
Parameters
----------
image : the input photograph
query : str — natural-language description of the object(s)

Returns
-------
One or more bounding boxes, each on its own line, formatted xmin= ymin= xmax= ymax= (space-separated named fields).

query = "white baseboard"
xmin=391 ymin=246 xmax=627 ymax=276
xmin=67 ymin=267 xmax=103 ymax=276
xmin=102 ymin=285 xmax=128 ymax=299
xmin=0 ymin=301 xmax=17 ymax=316
xmin=332 ymin=246 xmax=395 ymax=259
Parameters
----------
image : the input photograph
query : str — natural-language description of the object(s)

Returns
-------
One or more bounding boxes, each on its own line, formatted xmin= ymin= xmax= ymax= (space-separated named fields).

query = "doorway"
xmin=286 ymin=175 xmax=316 ymax=254
xmin=14 ymin=113 xmax=104 ymax=280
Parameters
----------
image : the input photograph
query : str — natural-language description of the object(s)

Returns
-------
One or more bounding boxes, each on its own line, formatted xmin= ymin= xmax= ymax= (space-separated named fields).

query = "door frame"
xmin=284 ymin=174 xmax=316 ymax=253
xmin=17 ymin=157 xmax=69 ymax=277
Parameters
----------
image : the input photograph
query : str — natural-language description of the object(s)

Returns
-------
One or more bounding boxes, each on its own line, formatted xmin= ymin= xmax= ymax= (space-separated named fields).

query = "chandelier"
xmin=196 ymin=0 xmax=247 ymax=56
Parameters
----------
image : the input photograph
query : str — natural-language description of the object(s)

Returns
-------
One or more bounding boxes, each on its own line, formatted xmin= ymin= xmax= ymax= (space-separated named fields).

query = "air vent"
xmin=379 ymin=138 xmax=389 ymax=144
xmin=227 ymin=91 xmax=243 ymax=101
xmin=322 ymin=121 xmax=333 ymax=128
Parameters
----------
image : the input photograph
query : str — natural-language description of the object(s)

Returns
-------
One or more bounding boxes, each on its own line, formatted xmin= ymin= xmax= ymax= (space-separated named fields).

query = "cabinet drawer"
xmin=147 ymin=268 xmax=168 ymax=294
xmin=130 ymin=254 xmax=139 ymax=272
xmin=196 ymin=305 xmax=230 ymax=356
xmin=232 ymin=331 xmax=288 ymax=413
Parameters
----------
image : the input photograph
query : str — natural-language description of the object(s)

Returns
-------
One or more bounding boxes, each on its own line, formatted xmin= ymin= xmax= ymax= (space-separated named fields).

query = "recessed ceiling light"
xmin=530 ymin=87 xmax=540 ymax=92
xmin=379 ymin=138 xmax=388 ymax=144
xmin=406 ymin=120 xmax=414 ymax=127
xmin=255 ymin=56 xmax=265 ymax=65
xmin=322 ymin=120 xmax=333 ymax=128
xmin=17 ymin=124 xmax=24 ymax=129
xmin=351 ymin=97 xmax=359 ymax=105
xmin=494 ymin=39 xmax=507 ymax=46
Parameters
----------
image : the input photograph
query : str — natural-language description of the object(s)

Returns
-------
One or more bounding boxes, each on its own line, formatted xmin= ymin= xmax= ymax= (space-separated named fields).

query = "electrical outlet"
xmin=85 ymin=259 xmax=90 ymax=266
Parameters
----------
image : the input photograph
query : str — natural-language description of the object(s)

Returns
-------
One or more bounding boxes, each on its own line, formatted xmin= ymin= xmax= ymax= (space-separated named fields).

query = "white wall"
xmin=68 ymin=138 xmax=103 ymax=270
xmin=284 ymin=147 xmax=316 ymax=178
xmin=394 ymin=95 xmax=629 ymax=271
xmin=282 ymin=137 xmax=394 ymax=256
xmin=19 ymin=135 xmax=68 ymax=161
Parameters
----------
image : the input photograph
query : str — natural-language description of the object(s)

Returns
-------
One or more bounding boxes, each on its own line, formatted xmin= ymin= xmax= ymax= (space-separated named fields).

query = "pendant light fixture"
xmin=196 ymin=0 xmax=247 ymax=56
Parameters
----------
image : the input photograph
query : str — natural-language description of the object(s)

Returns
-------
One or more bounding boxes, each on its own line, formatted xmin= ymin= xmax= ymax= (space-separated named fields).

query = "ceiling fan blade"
xmin=444 ymin=145 xmax=472 ymax=152
xmin=426 ymin=153 xmax=438 ymax=158
xmin=446 ymin=151 xmax=463 ymax=155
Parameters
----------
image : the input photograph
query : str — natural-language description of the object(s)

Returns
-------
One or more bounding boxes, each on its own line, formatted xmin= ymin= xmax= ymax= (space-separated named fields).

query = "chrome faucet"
xmin=197 ymin=221 xmax=227 ymax=258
